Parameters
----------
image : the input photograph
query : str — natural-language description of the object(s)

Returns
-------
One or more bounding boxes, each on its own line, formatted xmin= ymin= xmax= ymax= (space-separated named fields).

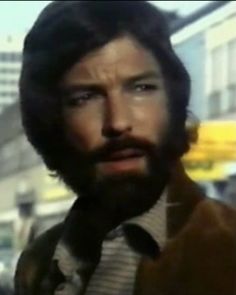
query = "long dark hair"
xmin=20 ymin=1 xmax=191 ymax=192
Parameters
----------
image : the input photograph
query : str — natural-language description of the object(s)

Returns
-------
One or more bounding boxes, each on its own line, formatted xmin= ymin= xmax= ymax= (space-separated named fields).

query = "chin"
xmin=96 ymin=167 xmax=150 ymax=183
xmin=87 ymin=170 xmax=166 ymax=221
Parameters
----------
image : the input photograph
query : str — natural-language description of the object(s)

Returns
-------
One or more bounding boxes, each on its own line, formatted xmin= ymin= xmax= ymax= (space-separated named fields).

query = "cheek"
xmin=133 ymin=98 xmax=169 ymax=142
xmin=63 ymin=106 xmax=104 ymax=151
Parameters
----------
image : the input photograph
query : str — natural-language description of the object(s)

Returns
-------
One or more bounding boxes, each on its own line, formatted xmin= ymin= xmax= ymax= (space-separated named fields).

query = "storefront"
xmin=183 ymin=121 xmax=236 ymax=202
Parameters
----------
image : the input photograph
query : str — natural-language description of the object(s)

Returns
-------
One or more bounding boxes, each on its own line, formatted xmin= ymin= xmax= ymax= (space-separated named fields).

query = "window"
xmin=208 ymin=92 xmax=221 ymax=118
xmin=0 ymin=52 xmax=22 ymax=63
xmin=0 ymin=91 xmax=18 ymax=99
xmin=208 ymin=46 xmax=224 ymax=117
xmin=228 ymin=85 xmax=236 ymax=110
xmin=228 ymin=40 xmax=236 ymax=85
xmin=210 ymin=46 xmax=224 ymax=92
xmin=227 ymin=39 xmax=236 ymax=110
xmin=0 ymin=79 xmax=17 ymax=85
xmin=0 ymin=68 xmax=20 ymax=74
xmin=0 ymin=94 xmax=16 ymax=104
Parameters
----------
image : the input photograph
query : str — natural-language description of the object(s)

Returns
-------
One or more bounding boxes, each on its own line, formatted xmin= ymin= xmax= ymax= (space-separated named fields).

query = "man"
xmin=14 ymin=1 xmax=236 ymax=295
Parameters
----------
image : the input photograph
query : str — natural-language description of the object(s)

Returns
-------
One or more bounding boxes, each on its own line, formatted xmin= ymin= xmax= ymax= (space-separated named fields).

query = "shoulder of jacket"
xmin=14 ymin=222 xmax=63 ymax=295
xmin=191 ymin=198 xmax=236 ymax=229
xmin=180 ymin=198 xmax=236 ymax=245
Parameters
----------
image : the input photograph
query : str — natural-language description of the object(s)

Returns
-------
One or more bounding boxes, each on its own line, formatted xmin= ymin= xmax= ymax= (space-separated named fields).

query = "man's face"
xmin=60 ymin=36 xmax=169 ymax=185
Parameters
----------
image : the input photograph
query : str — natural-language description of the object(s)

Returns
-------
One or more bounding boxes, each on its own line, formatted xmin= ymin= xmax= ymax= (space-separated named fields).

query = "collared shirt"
xmin=53 ymin=191 xmax=167 ymax=295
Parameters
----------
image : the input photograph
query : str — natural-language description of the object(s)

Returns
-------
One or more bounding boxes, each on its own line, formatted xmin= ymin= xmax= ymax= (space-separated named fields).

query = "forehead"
xmin=61 ymin=36 xmax=162 ymax=85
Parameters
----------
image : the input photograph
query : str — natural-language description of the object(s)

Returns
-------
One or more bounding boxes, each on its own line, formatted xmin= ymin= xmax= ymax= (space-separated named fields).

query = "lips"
xmin=102 ymin=148 xmax=145 ymax=162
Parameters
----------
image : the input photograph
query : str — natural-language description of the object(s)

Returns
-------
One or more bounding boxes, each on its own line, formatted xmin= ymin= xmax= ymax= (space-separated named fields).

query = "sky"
xmin=0 ymin=1 xmax=213 ymax=36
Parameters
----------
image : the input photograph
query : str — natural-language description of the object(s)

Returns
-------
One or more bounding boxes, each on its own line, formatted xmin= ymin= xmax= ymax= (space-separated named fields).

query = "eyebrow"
xmin=125 ymin=71 xmax=161 ymax=84
xmin=60 ymin=70 xmax=161 ymax=94
xmin=60 ymin=85 xmax=104 ymax=97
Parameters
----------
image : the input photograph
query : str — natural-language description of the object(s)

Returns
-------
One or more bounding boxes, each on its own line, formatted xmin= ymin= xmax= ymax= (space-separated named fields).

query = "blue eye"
xmin=134 ymin=84 xmax=158 ymax=92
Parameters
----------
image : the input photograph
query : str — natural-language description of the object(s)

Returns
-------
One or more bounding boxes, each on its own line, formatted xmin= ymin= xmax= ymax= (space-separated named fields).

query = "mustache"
xmin=88 ymin=137 xmax=156 ymax=162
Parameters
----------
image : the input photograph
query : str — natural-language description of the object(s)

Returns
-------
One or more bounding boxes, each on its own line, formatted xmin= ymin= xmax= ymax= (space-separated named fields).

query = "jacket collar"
xmin=166 ymin=161 xmax=204 ymax=238
xmin=106 ymin=189 xmax=167 ymax=250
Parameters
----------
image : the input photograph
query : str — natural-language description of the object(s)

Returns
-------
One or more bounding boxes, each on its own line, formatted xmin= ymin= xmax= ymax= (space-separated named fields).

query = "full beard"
xmin=61 ymin=142 xmax=171 ymax=227
xmin=91 ymin=151 xmax=170 ymax=223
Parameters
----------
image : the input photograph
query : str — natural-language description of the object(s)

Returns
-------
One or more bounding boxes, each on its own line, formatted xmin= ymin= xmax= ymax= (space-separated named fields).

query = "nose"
xmin=102 ymin=94 xmax=132 ymax=139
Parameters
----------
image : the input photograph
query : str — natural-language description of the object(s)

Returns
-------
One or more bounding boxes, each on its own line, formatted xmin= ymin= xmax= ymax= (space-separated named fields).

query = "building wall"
xmin=0 ymin=104 xmax=73 ymax=214
xmin=0 ymin=35 xmax=23 ymax=114
xmin=205 ymin=12 xmax=236 ymax=119
xmin=0 ymin=104 xmax=39 ymax=181
xmin=171 ymin=1 xmax=236 ymax=121
xmin=0 ymin=163 xmax=73 ymax=213
xmin=174 ymin=32 xmax=206 ymax=119
xmin=172 ymin=2 xmax=236 ymax=190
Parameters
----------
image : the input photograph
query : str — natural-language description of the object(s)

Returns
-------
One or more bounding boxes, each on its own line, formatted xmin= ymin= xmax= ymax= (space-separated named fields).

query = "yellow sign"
xmin=184 ymin=161 xmax=226 ymax=181
xmin=183 ymin=121 xmax=236 ymax=162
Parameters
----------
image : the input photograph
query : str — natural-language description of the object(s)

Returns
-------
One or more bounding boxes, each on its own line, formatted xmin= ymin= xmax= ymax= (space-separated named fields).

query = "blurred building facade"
xmin=0 ymin=34 xmax=75 ymax=281
xmin=0 ymin=102 xmax=75 ymax=242
xmin=171 ymin=1 xmax=236 ymax=203
xmin=0 ymin=35 xmax=23 ymax=114
xmin=172 ymin=1 xmax=236 ymax=120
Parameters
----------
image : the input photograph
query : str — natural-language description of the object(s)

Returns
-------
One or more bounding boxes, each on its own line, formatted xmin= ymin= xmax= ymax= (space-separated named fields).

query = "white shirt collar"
xmin=106 ymin=188 xmax=168 ymax=249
